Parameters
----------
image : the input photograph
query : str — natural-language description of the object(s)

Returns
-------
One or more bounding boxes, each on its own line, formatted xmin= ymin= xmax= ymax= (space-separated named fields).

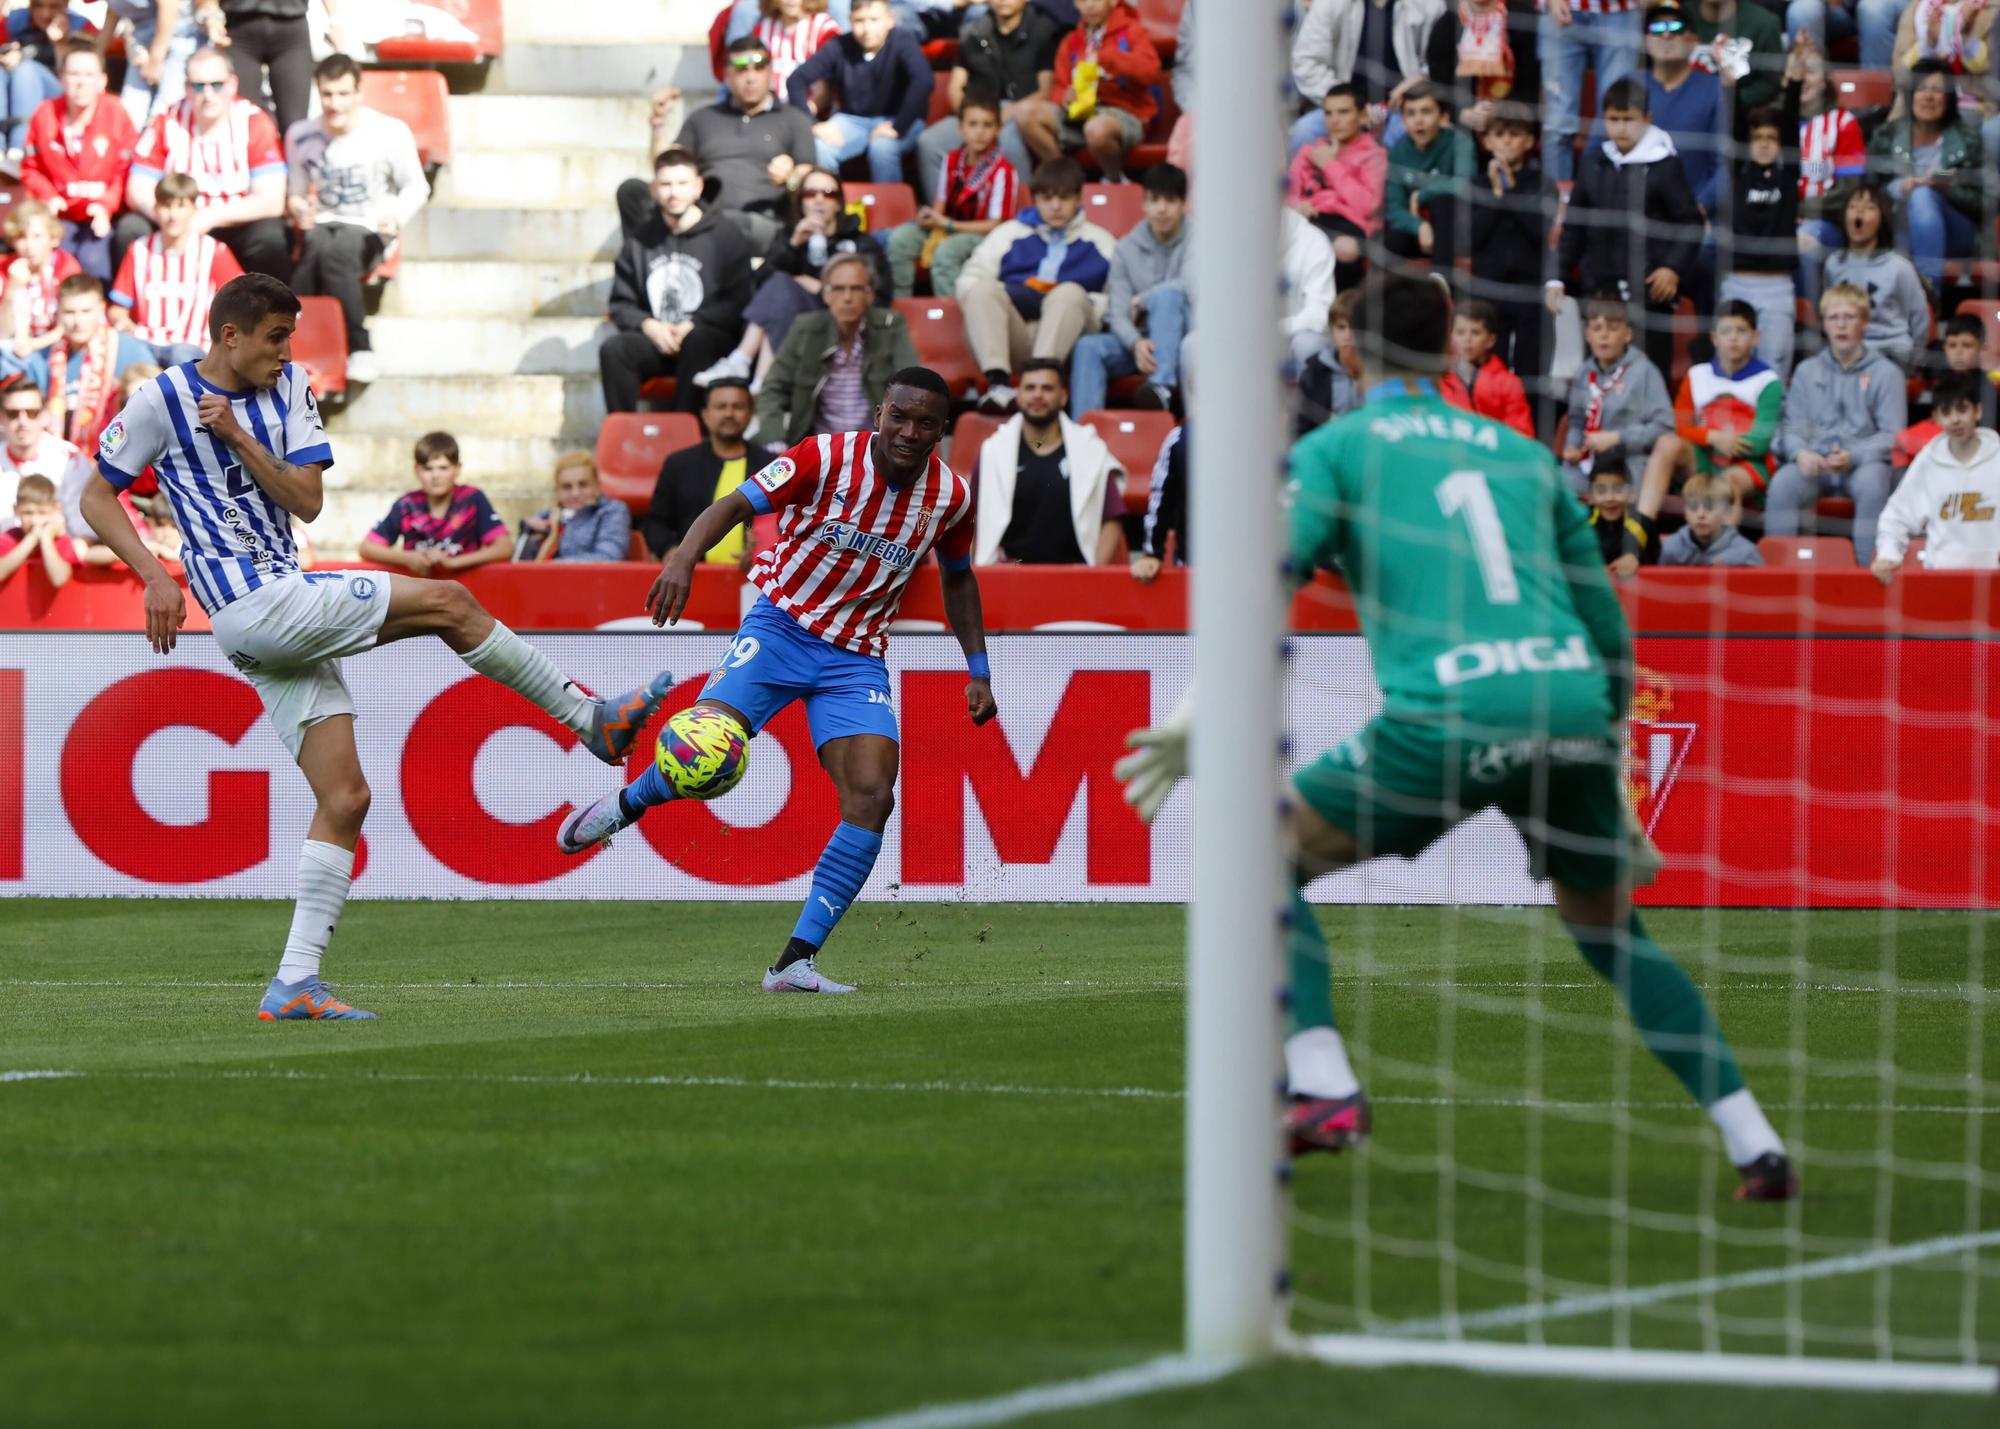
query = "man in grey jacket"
xmin=1066 ymin=163 xmax=1187 ymax=416
xmin=1765 ymin=281 xmax=1908 ymax=561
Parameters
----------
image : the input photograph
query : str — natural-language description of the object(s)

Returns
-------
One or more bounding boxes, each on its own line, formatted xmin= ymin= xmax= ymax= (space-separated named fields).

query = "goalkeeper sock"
xmin=1567 ymin=910 xmax=1748 ymax=1108
xmin=459 ymin=622 xmax=594 ymax=735
xmin=619 ymin=763 xmax=680 ymax=820
xmin=1707 ymin=1087 xmax=1785 ymax=1165
xmin=1284 ymin=886 xmax=1362 ymax=1098
xmin=788 ymin=821 xmax=883 ymax=951
xmin=276 ymin=840 xmax=354 ymax=983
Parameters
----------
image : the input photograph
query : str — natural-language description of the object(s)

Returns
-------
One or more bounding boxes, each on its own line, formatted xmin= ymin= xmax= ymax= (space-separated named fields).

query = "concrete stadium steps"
xmin=363 ymin=316 xmax=611 ymax=376
xmin=376 ymin=260 xmax=612 ymax=319
xmin=445 ymin=94 xmax=654 ymax=153
xmin=401 ymin=203 xmax=622 ymax=262
xmin=432 ymin=149 xmax=650 ymax=209
xmin=330 ymin=374 xmax=606 ymax=437
xmin=493 ymin=0 xmax=708 ymax=95
xmin=327 ymin=431 xmax=567 ymax=485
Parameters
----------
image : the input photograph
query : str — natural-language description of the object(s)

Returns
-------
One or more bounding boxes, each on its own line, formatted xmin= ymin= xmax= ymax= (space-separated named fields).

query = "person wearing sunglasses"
xmin=655 ymin=34 xmax=817 ymax=254
xmin=122 ymin=47 xmax=290 ymax=282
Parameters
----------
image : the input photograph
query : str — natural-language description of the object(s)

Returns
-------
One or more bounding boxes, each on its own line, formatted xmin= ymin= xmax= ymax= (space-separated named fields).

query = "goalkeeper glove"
xmin=1114 ymin=696 xmax=1190 ymax=825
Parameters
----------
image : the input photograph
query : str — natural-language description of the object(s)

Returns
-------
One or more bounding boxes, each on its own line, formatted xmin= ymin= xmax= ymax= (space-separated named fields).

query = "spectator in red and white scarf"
xmin=20 ymin=40 xmax=136 ymax=283
xmin=19 ymin=272 xmax=152 ymax=449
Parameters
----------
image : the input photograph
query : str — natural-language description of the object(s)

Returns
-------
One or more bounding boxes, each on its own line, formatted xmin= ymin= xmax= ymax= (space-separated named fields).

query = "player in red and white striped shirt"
xmin=559 ymin=368 xmax=997 ymax=995
xmin=754 ymin=0 xmax=843 ymax=95
xmin=109 ymin=172 xmax=243 ymax=358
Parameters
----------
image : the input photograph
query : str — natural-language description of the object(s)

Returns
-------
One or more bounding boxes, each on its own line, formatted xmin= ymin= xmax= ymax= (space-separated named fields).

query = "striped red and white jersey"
xmin=1534 ymin=0 xmax=1636 ymax=12
xmin=1799 ymin=108 xmax=1866 ymax=200
xmin=131 ymin=97 xmax=286 ymax=204
xmin=755 ymin=13 xmax=841 ymax=94
xmin=109 ymin=234 xmax=243 ymax=348
xmin=739 ymin=430 xmax=975 ymax=658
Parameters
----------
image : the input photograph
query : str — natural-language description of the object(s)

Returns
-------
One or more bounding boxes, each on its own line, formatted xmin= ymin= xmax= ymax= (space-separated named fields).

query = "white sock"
xmin=1708 ymin=1087 xmax=1784 ymax=1165
xmin=1284 ymin=1027 xmax=1362 ymax=1099
xmin=275 ymin=840 xmax=355 ymax=984
xmin=459 ymin=622 xmax=593 ymax=735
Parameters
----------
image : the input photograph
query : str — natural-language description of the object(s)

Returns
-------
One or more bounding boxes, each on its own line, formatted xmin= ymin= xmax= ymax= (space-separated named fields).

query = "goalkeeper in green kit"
xmin=1118 ymin=272 xmax=1796 ymax=1201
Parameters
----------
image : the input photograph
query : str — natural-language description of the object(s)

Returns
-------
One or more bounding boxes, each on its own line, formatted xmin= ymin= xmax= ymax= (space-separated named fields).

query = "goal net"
xmin=1186 ymin=0 xmax=2000 ymax=1396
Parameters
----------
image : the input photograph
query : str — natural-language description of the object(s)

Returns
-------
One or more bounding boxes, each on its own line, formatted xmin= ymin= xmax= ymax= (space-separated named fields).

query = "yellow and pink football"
xmin=654 ymin=706 xmax=749 ymax=800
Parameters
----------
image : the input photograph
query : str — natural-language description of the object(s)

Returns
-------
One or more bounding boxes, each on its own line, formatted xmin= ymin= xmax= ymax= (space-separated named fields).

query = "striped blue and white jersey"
xmin=95 ymin=362 xmax=334 ymax=615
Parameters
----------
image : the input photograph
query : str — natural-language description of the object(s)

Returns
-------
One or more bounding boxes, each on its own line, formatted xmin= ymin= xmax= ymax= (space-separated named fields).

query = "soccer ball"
xmin=654 ymin=706 xmax=750 ymax=800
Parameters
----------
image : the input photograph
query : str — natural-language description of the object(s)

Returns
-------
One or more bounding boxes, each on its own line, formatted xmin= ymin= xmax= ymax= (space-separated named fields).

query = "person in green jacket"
xmin=1382 ymin=81 xmax=1477 ymax=262
xmin=1866 ymin=58 xmax=1989 ymax=290
xmin=1688 ymin=0 xmax=1784 ymax=110
xmin=751 ymin=253 xmax=921 ymax=449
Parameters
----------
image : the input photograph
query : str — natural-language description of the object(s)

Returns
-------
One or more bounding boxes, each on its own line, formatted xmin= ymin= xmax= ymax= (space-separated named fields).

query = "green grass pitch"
xmin=2 ymin=899 xmax=1995 ymax=1427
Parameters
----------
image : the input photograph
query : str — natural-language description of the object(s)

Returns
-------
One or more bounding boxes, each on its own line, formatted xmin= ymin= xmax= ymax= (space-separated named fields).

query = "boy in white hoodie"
xmin=1874 ymin=371 xmax=2000 ymax=581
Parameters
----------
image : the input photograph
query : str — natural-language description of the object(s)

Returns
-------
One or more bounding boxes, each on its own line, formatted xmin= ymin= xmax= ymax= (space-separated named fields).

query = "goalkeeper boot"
xmin=1735 ymin=1151 xmax=1800 ymax=1202
xmin=257 ymin=976 xmax=377 ymax=1021
xmin=1286 ymin=1091 xmax=1371 ymax=1156
xmin=761 ymin=955 xmax=857 ymax=994
xmin=581 ymin=671 xmax=675 ymax=766
xmin=558 ymin=789 xmax=635 ymax=855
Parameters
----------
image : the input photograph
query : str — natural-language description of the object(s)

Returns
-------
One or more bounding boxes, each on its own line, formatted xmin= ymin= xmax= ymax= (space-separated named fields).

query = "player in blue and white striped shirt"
xmin=81 ymin=274 xmax=676 ymax=1022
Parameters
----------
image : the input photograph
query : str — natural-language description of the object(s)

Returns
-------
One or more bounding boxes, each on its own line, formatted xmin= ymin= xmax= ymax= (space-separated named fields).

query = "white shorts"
xmin=209 ymin=570 xmax=393 ymax=757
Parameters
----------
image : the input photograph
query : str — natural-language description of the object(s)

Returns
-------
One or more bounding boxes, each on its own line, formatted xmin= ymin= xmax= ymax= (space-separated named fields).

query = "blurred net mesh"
xmin=1276 ymin=37 xmax=2000 ymax=1369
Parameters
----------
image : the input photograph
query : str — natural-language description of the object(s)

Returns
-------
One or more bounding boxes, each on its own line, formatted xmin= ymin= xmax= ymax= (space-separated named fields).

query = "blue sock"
xmin=789 ymin=821 xmax=884 ymax=949
xmin=618 ymin=763 xmax=679 ymax=821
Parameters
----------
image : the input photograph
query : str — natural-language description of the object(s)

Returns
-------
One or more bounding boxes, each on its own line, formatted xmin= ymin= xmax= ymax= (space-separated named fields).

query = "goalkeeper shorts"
xmin=1293 ymin=716 xmax=1631 ymax=891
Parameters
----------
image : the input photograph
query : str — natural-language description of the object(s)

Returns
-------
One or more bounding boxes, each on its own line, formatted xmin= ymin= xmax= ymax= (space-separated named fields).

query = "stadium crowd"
xmin=9 ymin=0 xmax=2000 ymax=605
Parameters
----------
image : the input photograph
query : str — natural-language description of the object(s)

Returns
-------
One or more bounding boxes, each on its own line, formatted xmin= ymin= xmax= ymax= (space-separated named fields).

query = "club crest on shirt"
xmin=913 ymin=505 xmax=935 ymax=542
xmin=99 ymin=418 xmax=127 ymax=459
xmin=754 ymin=457 xmax=796 ymax=494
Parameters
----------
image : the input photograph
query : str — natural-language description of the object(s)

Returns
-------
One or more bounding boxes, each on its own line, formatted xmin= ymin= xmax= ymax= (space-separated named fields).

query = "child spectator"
xmin=1823 ymin=183 xmax=1929 ymax=373
xmin=1068 ymin=161 xmax=1187 ymax=416
xmin=1131 ymin=420 xmax=1183 ymax=582
xmin=1440 ymin=298 xmax=1534 ymax=436
xmin=1288 ymin=0 xmax=1448 ymax=158
xmin=1716 ymin=53 xmax=1804 ymax=378
xmin=786 ymin=0 xmax=931 ymax=184
xmin=283 ymin=54 xmax=429 ymax=388
xmin=1874 ymin=371 xmax=2000 ymax=577
xmin=1382 ymin=82 xmax=1476 ymax=261
xmin=1463 ymin=103 xmax=1549 ymax=403
xmin=911 ymin=0 xmax=1058 ymax=187
xmin=1901 ymin=313 xmax=2000 ymax=457
xmin=517 ymin=452 xmax=633 ymax=563
xmin=693 ymin=165 xmax=893 ymax=389
xmin=21 ymin=273 xmax=150 ymax=446
xmin=886 ymin=92 xmax=1020 ymax=299
xmin=956 ymin=156 xmax=1115 ymax=413
xmin=361 ymin=432 xmax=516 ymax=575
xmin=0 ymin=470 xmax=75 ymax=586
xmin=1659 ymin=470 xmax=1765 ymax=565
xmin=1587 ymin=459 xmax=1660 ymax=581
xmin=1767 ymin=281 xmax=1907 ymax=561
xmin=1795 ymin=42 xmax=1865 ymax=301
xmin=1560 ymin=293 xmax=1682 ymax=505
xmin=1284 ymin=83 xmax=1386 ymax=291
xmin=1663 ymin=300 xmax=1782 ymax=519
xmin=754 ymin=0 xmax=842 ymax=96
xmin=0 ymin=200 xmax=79 ymax=377
xmin=20 ymin=40 xmax=135 ymax=283
xmin=1016 ymin=0 xmax=1162 ymax=184
xmin=1546 ymin=77 xmax=1703 ymax=381
xmin=1295 ymin=290 xmax=1362 ymax=437
xmin=109 ymin=170 xmax=241 ymax=364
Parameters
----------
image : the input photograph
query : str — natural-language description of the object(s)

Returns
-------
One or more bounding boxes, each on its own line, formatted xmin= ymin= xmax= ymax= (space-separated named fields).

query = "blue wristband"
xmin=967 ymin=653 xmax=991 ymax=680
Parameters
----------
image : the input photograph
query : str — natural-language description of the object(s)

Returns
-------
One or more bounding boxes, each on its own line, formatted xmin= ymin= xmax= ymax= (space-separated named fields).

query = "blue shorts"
xmin=699 ymin=596 xmax=897 ymax=748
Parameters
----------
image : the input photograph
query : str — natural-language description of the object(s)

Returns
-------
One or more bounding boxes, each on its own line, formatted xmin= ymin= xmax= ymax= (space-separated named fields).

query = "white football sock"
xmin=1708 ymin=1087 xmax=1784 ymax=1165
xmin=1284 ymin=1027 xmax=1362 ymax=1099
xmin=459 ymin=621 xmax=593 ymax=734
xmin=275 ymin=840 xmax=355 ymax=984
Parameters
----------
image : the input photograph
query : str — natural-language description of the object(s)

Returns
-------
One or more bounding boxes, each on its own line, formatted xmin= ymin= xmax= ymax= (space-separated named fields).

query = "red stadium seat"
xmin=927 ymin=68 xmax=955 ymax=126
xmin=1757 ymin=537 xmax=1858 ymax=568
xmin=1081 ymin=182 xmax=1144 ymax=237
xmin=360 ymin=70 xmax=451 ymax=169
xmin=1816 ymin=496 xmax=1857 ymax=522
xmin=948 ymin=410 xmax=1001 ymax=476
xmin=847 ymin=182 xmax=918 ymax=233
xmin=638 ymin=376 xmax=677 ymax=407
xmin=1080 ymin=409 xmax=1175 ymax=511
xmin=892 ymin=297 xmax=981 ymax=396
xmin=292 ymin=296 xmax=347 ymax=395
xmin=1955 ymin=299 xmax=2000 ymax=369
xmin=366 ymin=237 xmax=402 ymax=285
xmin=596 ymin=412 xmax=703 ymax=516
xmin=373 ymin=0 xmax=502 ymax=63
xmin=1137 ymin=0 xmax=1182 ymax=61
xmin=921 ymin=38 xmax=959 ymax=69
xmin=1833 ymin=68 xmax=1893 ymax=112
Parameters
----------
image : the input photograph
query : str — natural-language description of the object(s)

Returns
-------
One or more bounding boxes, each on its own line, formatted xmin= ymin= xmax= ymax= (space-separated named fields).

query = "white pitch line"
xmin=818 ymin=1354 xmax=1241 ymax=1429
xmin=0 ymin=978 xmax=1183 ymax=992
xmin=0 ymin=1067 xmax=1991 ymax=1117
xmin=1382 ymin=1227 xmax=2000 ymax=1338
